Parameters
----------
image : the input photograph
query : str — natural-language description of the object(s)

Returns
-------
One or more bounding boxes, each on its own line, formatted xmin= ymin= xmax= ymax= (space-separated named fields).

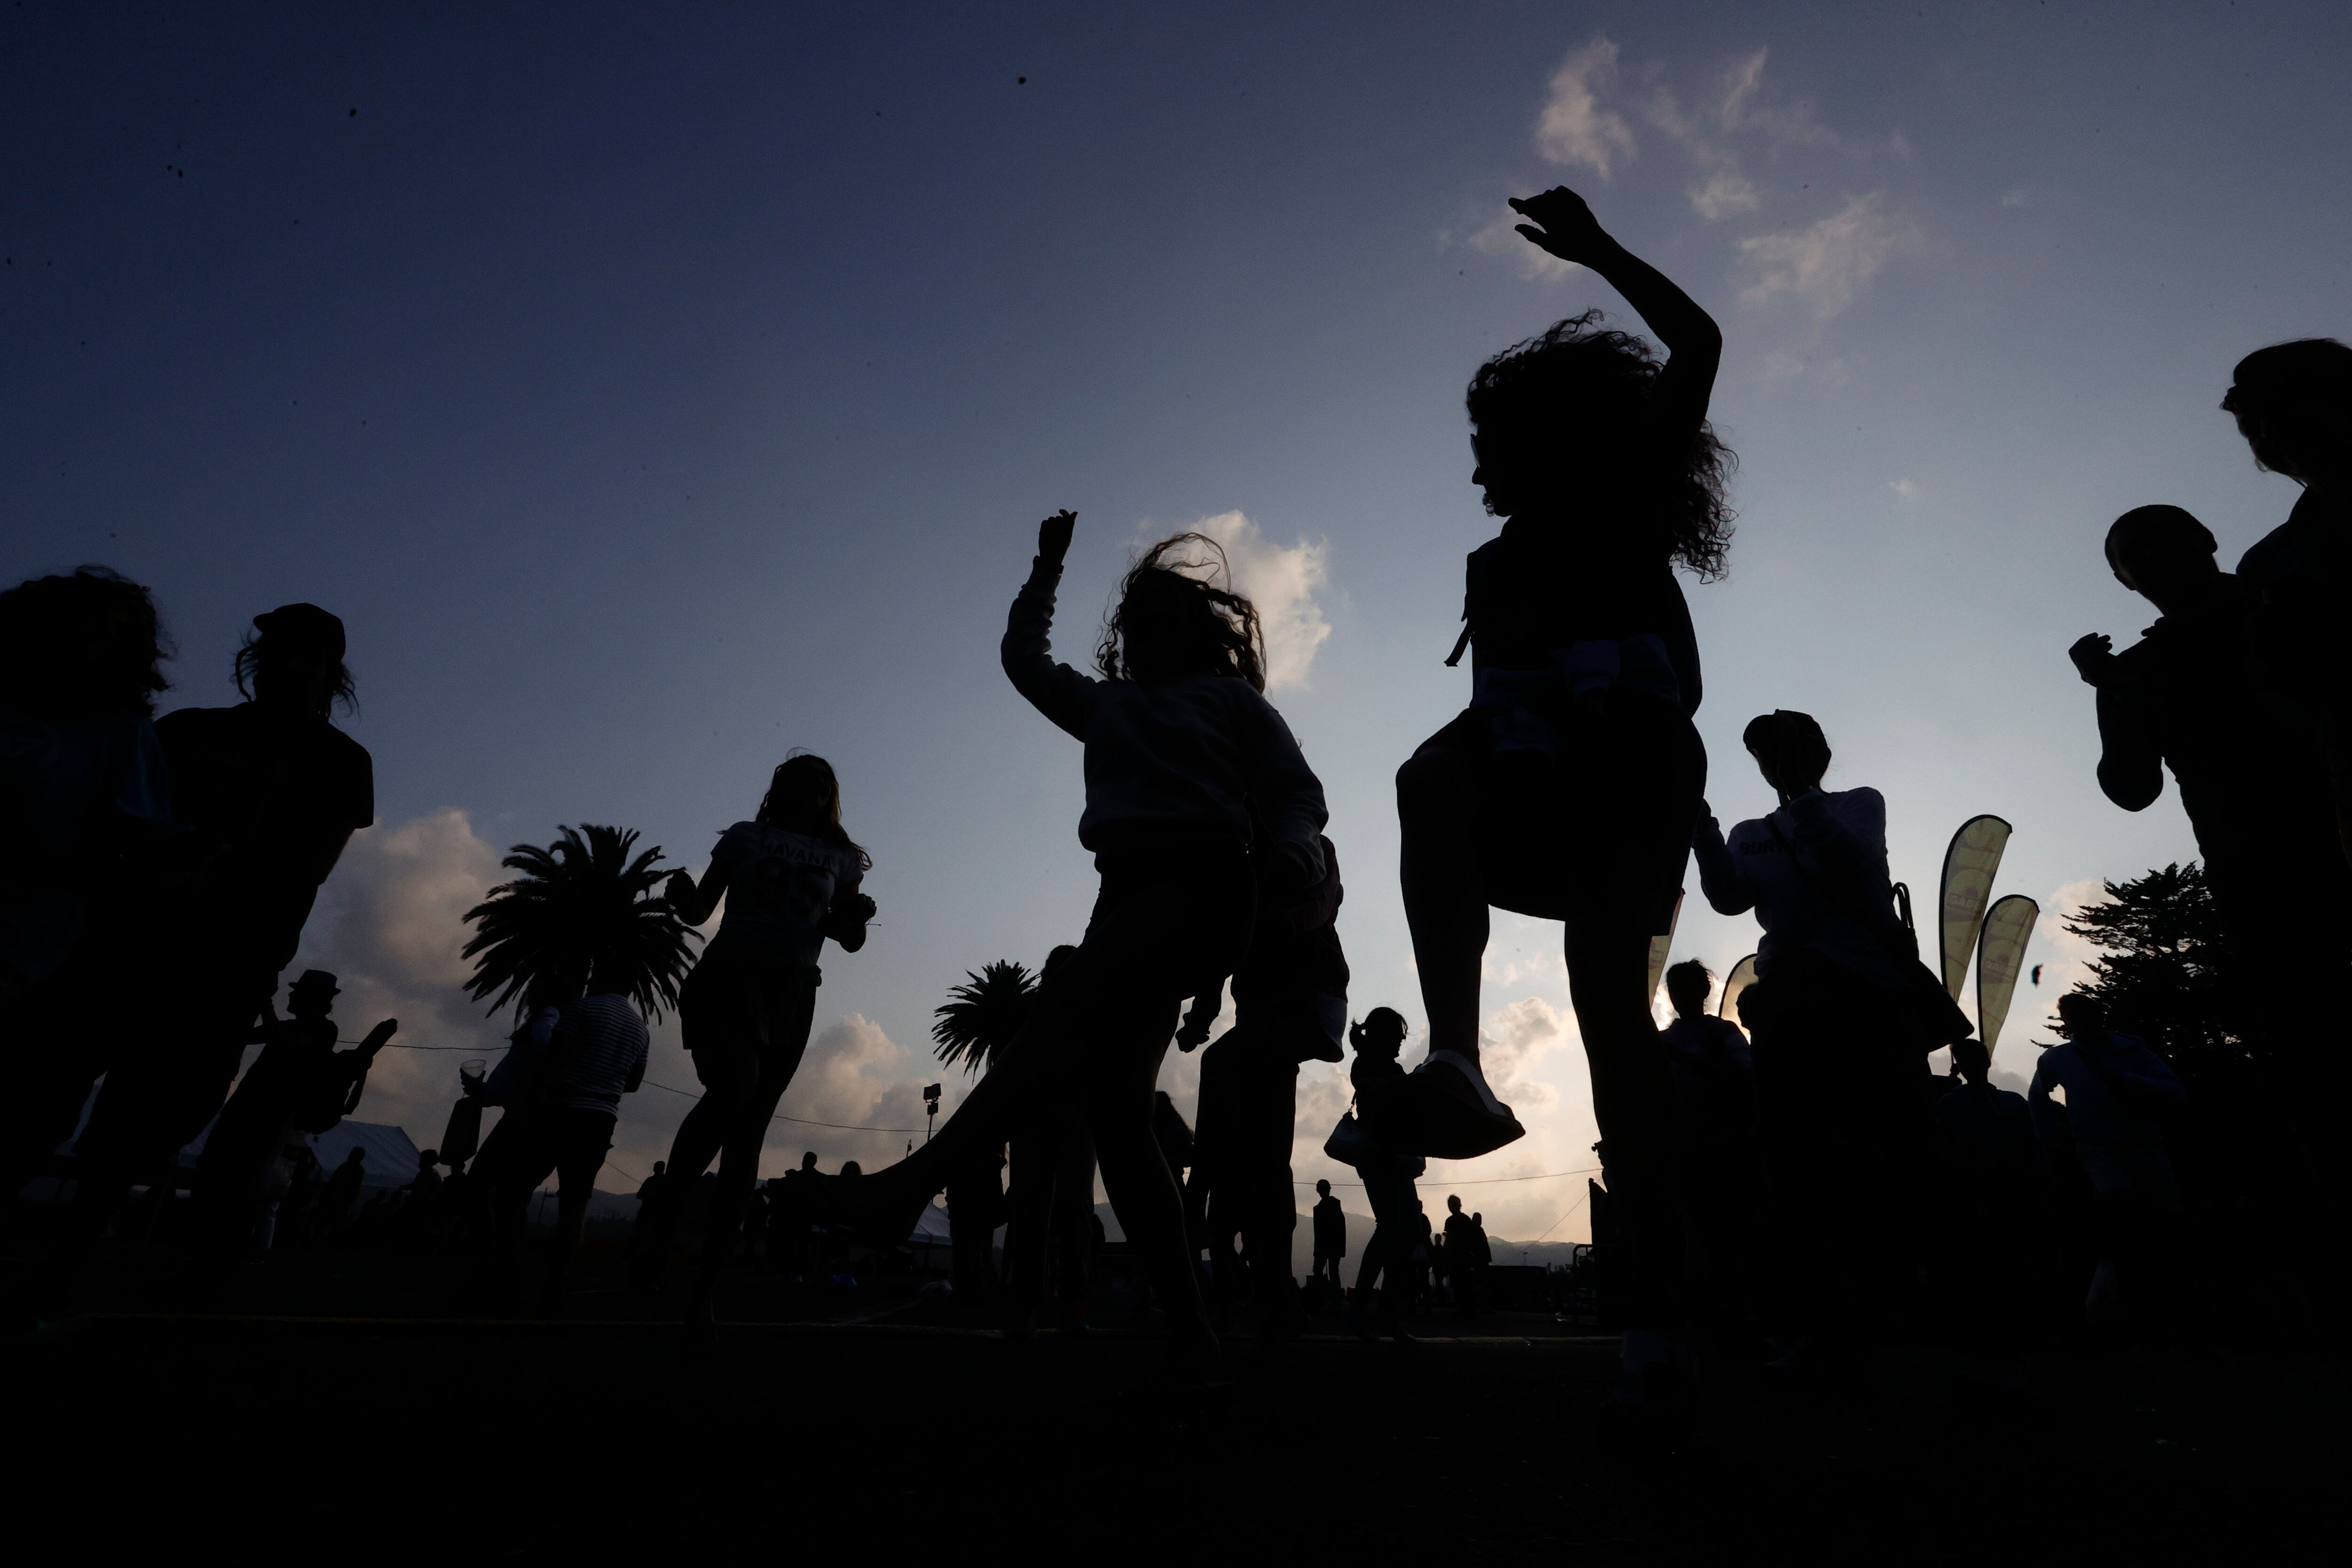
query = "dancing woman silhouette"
xmin=852 ymin=512 xmax=1329 ymax=1375
xmin=1393 ymin=187 xmax=1728 ymax=1418
xmin=636 ymin=754 xmax=875 ymax=1333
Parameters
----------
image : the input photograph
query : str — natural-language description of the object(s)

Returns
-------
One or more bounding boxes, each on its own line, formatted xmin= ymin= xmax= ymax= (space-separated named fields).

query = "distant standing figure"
xmin=1344 ymin=1009 xmax=1424 ymax=1344
xmin=1443 ymin=1194 xmax=1480 ymax=1316
xmin=318 ymin=1146 xmax=368 ymax=1234
xmin=642 ymin=753 xmax=876 ymax=1335
xmin=2031 ymin=995 xmax=2185 ymax=1336
xmin=1311 ymin=1179 xmax=1346 ymax=1289
xmin=1659 ymin=958 xmax=1759 ymax=1354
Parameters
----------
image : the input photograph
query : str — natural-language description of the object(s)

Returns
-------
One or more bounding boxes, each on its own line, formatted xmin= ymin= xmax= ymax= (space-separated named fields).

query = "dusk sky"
xmin=8 ymin=2 xmax=2345 ymax=1245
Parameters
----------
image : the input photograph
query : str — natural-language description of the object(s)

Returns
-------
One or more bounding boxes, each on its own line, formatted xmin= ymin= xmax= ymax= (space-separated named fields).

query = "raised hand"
xmin=1510 ymin=186 xmax=1614 ymax=267
xmin=2068 ymin=633 xmax=2116 ymax=687
xmin=1037 ymin=509 xmax=1077 ymax=565
xmin=842 ymin=891 xmax=878 ymax=924
xmin=663 ymin=869 xmax=696 ymax=906
xmin=360 ymin=1018 xmax=399 ymax=1056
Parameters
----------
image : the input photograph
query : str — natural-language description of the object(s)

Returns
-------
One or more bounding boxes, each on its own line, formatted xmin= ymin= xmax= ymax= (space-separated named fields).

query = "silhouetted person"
xmin=636 ymin=753 xmax=875 ymax=1337
xmin=1394 ymin=187 xmax=1728 ymax=1420
xmin=1344 ymin=1009 xmax=1424 ymax=1344
xmin=1443 ymin=1195 xmax=1481 ymax=1315
xmin=0 ymin=567 xmax=178 ymax=1215
xmin=74 ymin=603 xmax=374 ymax=1228
xmin=2222 ymin=338 xmax=2352 ymax=873
xmin=1659 ymin=958 xmax=1760 ymax=1358
xmin=475 ymin=964 xmax=650 ymax=1314
xmin=1180 ymin=833 xmax=1348 ymax=1341
xmin=767 ymin=1151 xmax=817 ymax=1273
xmin=2031 ymin=995 xmax=2185 ymax=1338
xmin=318 ymin=1146 xmax=367 ymax=1234
xmin=191 ymin=970 xmax=395 ymax=1254
xmin=1311 ymin=1179 xmax=1346 ymax=1291
xmin=1933 ymin=1037 xmax=2046 ymax=1350
xmin=842 ymin=512 xmax=1329 ymax=1381
xmin=1694 ymin=711 xmax=1945 ymax=1378
xmin=2070 ymin=504 xmax=2352 ymax=1041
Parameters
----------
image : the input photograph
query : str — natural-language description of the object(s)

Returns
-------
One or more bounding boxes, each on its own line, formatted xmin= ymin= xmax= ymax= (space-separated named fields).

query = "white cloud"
xmin=1888 ymin=478 xmax=1918 ymax=500
xmin=1466 ymin=206 xmax=1581 ymax=281
xmin=1535 ymin=38 xmax=1637 ymax=177
xmin=1736 ymin=193 xmax=1922 ymax=319
xmin=1187 ymin=511 xmax=1332 ymax=690
xmin=771 ymin=1012 xmax=934 ymax=1167
xmin=291 ymin=810 xmax=515 ymax=1153
xmin=1688 ymin=167 xmax=1762 ymax=221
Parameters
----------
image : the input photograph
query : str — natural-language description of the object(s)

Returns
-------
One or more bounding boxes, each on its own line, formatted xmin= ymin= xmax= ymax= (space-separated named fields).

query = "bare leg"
xmin=1398 ymin=741 xmax=1489 ymax=1065
xmin=1564 ymin=909 xmax=1683 ymax=1338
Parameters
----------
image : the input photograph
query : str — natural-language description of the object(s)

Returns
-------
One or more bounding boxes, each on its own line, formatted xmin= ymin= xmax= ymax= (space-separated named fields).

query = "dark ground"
xmin=6 ymin=1241 xmax=2346 ymax=1561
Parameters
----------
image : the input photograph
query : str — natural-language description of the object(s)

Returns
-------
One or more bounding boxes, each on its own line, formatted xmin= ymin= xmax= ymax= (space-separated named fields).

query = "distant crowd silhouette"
xmin=5 ymin=185 xmax=2348 ymax=1418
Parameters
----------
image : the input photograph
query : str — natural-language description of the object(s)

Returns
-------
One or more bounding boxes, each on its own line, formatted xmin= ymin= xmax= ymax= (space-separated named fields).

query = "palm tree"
xmin=461 ymin=823 xmax=699 ymax=1021
xmin=931 ymin=961 xmax=1038 ymax=1076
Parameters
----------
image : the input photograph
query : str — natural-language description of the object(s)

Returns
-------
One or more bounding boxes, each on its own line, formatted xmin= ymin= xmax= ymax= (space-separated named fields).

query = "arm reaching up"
xmin=1511 ymin=186 xmax=1722 ymax=448
xmin=1001 ymin=509 xmax=1101 ymax=740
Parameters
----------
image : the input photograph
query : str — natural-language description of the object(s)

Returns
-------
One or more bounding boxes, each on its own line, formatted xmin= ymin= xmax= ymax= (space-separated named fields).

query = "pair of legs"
xmin=864 ymin=848 xmax=1253 ymax=1350
xmin=1003 ymin=1104 xmax=1098 ymax=1330
xmin=1192 ymin=1022 xmax=1306 ymax=1327
xmin=644 ymin=945 xmax=819 ymax=1320
xmin=485 ymin=1106 xmax=615 ymax=1313
xmin=1396 ymin=702 xmax=1700 ymax=1341
xmin=1351 ymin=1161 xmax=1420 ymax=1311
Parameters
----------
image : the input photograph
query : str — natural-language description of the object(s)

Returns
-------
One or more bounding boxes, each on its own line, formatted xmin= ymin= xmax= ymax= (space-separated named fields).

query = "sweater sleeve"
xmin=2093 ymin=687 xmax=2165 ymax=812
xmin=1000 ymin=558 xmax=1099 ymax=741
xmin=2026 ymin=1052 xmax=2071 ymax=1152
xmin=1232 ymin=688 xmax=1329 ymax=886
xmin=1692 ymin=813 xmax=1752 ymax=916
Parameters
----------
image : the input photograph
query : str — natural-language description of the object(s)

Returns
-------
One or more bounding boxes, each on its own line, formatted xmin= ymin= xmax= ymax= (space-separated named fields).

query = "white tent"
xmin=309 ymin=1121 xmax=423 ymax=1190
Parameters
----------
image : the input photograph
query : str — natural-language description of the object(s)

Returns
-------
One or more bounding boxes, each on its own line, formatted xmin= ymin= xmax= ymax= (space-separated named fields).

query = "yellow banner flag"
xmin=1939 ymin=815 xmax=2012 ymax=1001
xmin=1976 ymin=894 xmax=2039 ymax=1052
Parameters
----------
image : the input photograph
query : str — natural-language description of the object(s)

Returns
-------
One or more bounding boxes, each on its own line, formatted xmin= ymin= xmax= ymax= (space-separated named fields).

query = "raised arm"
xmin=1000 ymin=509 xmax=1101 ymax=741
xmin=1511 ymin=186 xmax=1722 ymax=445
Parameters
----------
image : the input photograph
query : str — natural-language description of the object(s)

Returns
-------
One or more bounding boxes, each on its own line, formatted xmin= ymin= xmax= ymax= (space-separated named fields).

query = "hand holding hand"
xmin=1510 ymin=186 xmax=1614 ymax=267
xmin=1037 ymin=509 xmax=1077 ymax=565
xmin=2068 ymin=633 xmax=2116 ymax=687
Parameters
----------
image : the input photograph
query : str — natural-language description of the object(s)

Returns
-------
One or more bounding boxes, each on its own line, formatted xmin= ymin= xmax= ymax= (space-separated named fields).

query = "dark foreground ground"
xmin=7 ymin=1246 xmax=2347 ymax=1561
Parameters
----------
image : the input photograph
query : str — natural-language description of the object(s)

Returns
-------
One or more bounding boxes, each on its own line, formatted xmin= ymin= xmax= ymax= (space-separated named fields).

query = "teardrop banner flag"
xmin=1976 ymin=894 xmax=2040 ymax=1052
xmin=1939 ymin=815 xmax=2013 ymax=1001
xmin=1646 ymin=892 xmax=1684 ymax=1008
xmin=1717 ymin=953 xmax=1759 ymax=1021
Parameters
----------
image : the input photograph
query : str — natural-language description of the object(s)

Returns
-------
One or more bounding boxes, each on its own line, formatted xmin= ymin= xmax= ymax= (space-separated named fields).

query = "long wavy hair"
xmin=0 ymin=565 xmax=172 ymax=719
xmin=1096 ymin=533 xmax=1267 ymax=692
xmin=1466 ymin=310 xmax=1736 ymax=581
xmin=757 ymin=750 xmax=872 ymax=871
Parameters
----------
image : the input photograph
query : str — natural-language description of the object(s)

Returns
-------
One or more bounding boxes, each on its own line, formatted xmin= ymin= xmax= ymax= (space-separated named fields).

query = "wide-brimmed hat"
xmin=287 ymin=969 xmax=341 ymax=998
xmin=252 ymin=603 xmax=347 ymax=660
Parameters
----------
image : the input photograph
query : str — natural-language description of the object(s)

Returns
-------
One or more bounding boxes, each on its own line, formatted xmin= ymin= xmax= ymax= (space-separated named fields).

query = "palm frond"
xmin=931 ymin=961 xmax=1037 ymax=1076
xmin=462 ymin=822 xmax=701 ymax=1022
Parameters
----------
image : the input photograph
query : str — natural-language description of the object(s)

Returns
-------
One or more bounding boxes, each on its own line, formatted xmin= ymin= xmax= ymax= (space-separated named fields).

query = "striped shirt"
xmin=488 ymin=993 xmax=649 ymax=1115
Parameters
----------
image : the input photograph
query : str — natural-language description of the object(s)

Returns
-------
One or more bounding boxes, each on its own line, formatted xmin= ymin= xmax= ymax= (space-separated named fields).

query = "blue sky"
xmin=7 ymin=2 xmax=2345 ymax=1241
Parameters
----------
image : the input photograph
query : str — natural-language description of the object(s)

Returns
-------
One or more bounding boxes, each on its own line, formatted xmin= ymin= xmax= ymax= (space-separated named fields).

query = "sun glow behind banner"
xmin=1939 ymin=816 xmax=2012 ymax=1002
xmin=1975 ymin=894 xmax=2040 ymax=1052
